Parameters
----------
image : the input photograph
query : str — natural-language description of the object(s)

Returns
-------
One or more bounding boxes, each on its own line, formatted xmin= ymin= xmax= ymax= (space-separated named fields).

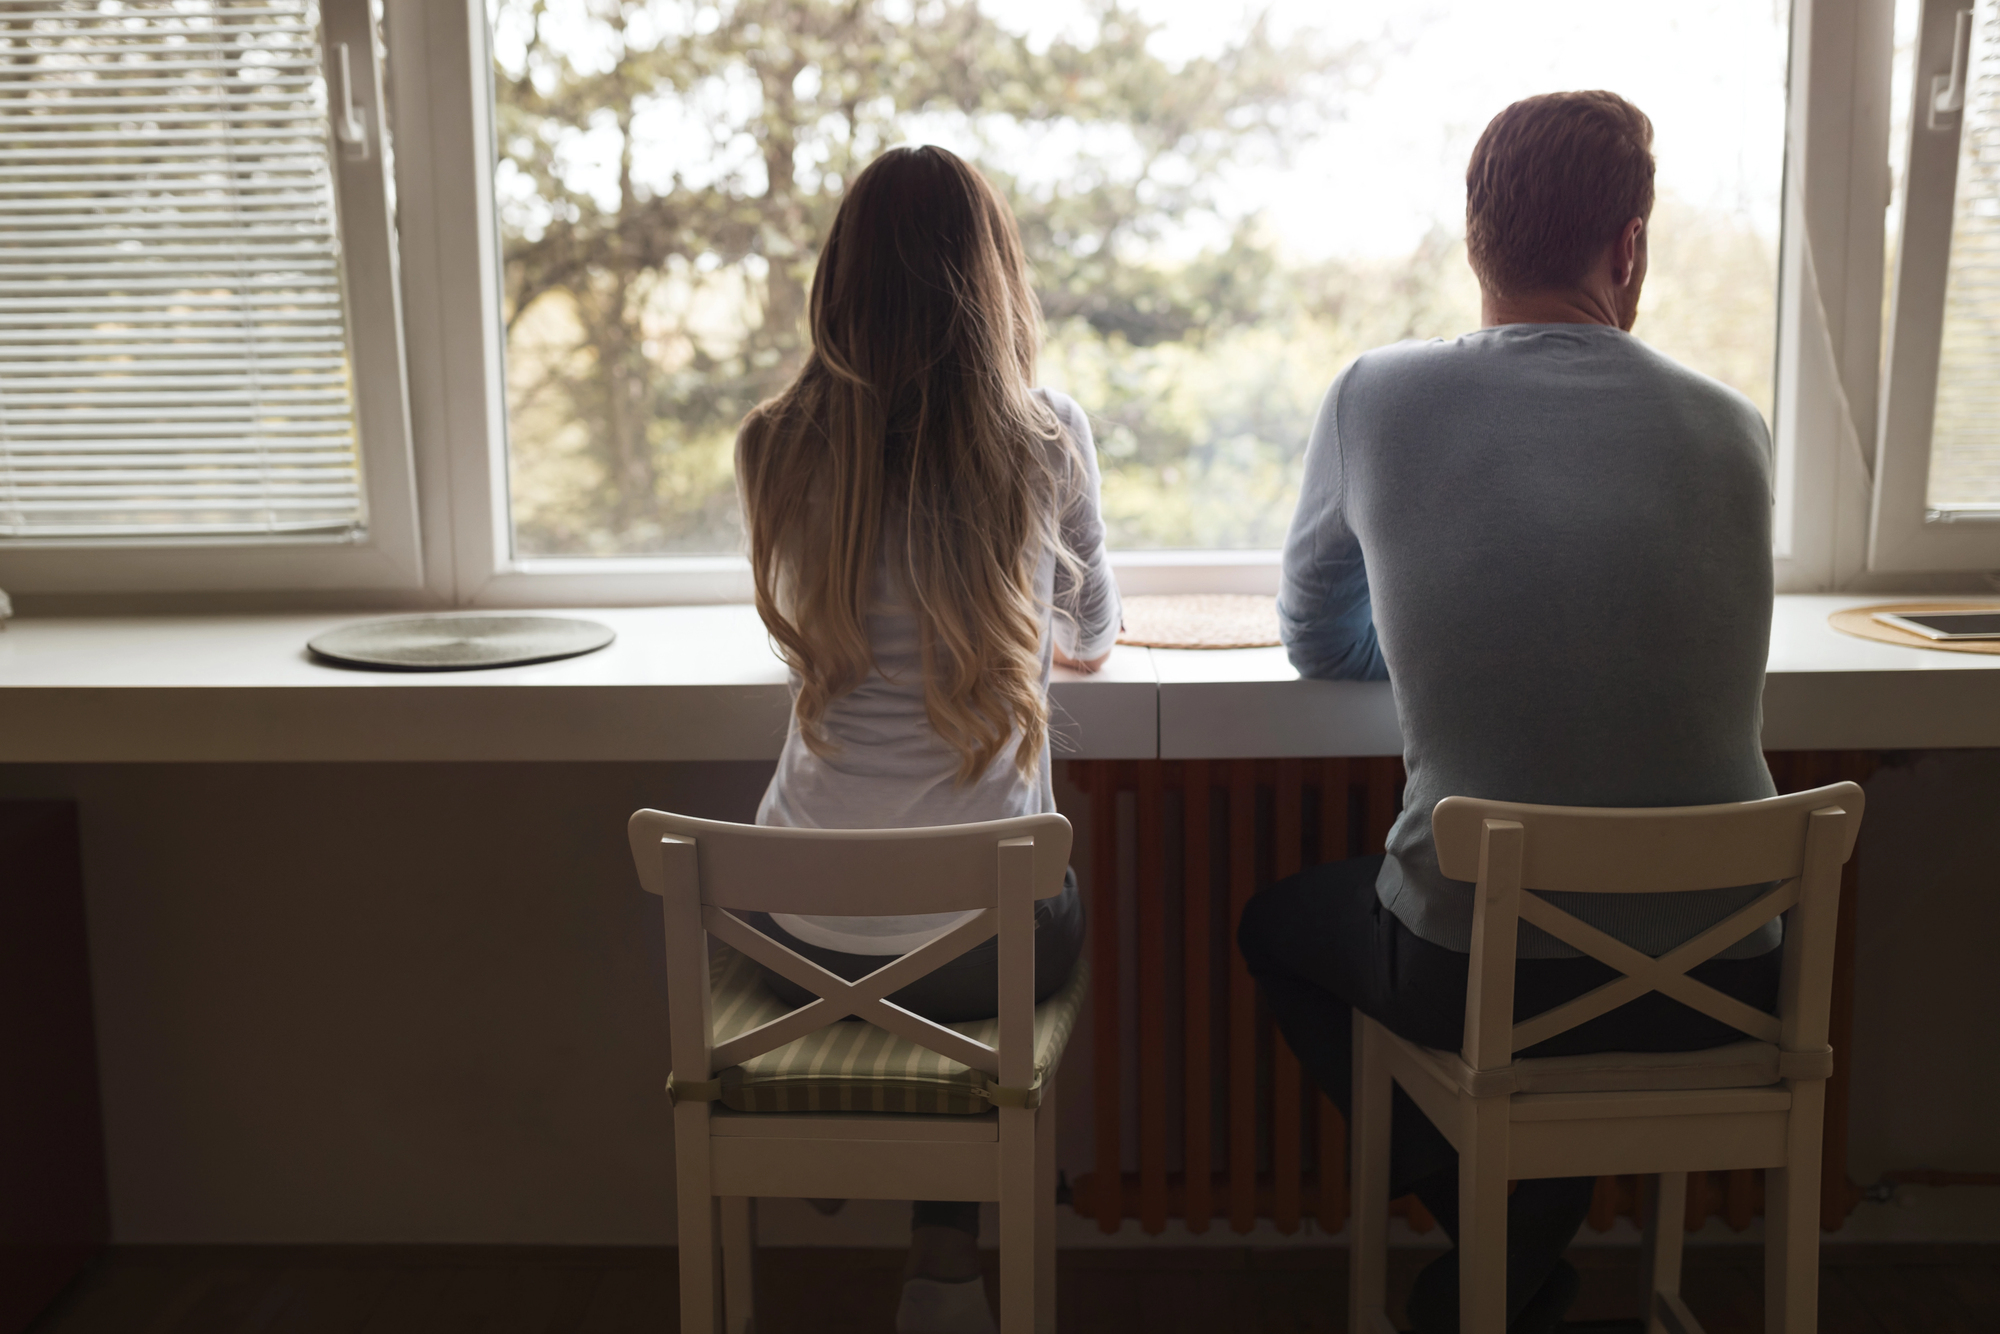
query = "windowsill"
xmin=1 ymin=595 xmax=1995 ymax=763
xmin=0 ymin=604 xmax=1156 ymax=763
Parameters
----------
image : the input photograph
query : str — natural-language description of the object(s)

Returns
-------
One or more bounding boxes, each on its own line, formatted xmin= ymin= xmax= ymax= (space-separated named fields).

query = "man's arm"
xmin=1278 ymin=373 xmax=1388 ymax=682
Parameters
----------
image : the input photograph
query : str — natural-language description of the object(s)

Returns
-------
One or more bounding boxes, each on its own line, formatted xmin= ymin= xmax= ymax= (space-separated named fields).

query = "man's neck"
xmin=1479 ymin=288 xmax=1624 ymax=329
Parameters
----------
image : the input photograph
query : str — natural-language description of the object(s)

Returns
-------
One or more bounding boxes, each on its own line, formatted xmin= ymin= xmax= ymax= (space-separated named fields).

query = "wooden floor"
xmin=26 ymin=1243 xmax=2000 ymax=1333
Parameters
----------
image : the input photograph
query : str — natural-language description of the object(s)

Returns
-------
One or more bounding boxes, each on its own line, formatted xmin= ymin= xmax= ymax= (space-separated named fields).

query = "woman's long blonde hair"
xmin=738 ymin=145 xmax=1072 ymax=782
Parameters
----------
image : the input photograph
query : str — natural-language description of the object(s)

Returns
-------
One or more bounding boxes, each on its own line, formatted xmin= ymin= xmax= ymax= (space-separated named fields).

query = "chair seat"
xmin=1396 ymin=1035 xmax=1834 ymax=1098
xmin=706 ymin=942 xmax=1089 ymax=1114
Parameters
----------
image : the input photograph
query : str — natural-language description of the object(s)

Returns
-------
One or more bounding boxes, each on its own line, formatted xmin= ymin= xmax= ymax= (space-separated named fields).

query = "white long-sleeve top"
xmin=755 ymin=389 xmax=1121 ymax=955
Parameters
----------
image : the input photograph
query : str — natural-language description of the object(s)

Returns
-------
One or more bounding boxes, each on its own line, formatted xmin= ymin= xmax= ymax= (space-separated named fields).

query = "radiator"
xmin=1067 ymin=752 xmax=1873 ymax=1238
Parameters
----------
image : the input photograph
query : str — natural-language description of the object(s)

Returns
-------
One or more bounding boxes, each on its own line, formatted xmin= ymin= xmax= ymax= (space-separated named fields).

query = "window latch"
xmin=335 ymin=41 xmax=370 ymax=160
xmin=1931 ymin=6 xmax=1975 ymax=130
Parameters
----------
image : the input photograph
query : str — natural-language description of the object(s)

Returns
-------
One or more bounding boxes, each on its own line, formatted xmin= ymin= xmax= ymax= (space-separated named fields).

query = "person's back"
xmin=759 ymin=387 xmax=1112 ymax=835
xmin=757 ymin=388 xmax=1115 ymax=955
xmin=1290 ymin=323 xmax=1776 ymax=957
xmin=1242 ymin=91 xmax=1786 ymax=1334
xmin=733 ymin=144 xmax=1115 ymax=1334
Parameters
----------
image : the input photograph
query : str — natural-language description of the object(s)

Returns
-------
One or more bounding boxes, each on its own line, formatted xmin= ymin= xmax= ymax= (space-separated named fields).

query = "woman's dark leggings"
xmin=743 ymin=870 xmax=1087 ymax=1239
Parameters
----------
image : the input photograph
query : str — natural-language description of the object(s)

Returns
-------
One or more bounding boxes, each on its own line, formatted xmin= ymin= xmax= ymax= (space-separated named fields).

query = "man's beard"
xmin=1618 ymin=282 xmax=1644 ymax=332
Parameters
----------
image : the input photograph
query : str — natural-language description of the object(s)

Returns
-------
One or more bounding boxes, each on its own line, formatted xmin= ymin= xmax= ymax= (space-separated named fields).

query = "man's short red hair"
xmin=1465 ymin=91 xmax=1655 ymax=298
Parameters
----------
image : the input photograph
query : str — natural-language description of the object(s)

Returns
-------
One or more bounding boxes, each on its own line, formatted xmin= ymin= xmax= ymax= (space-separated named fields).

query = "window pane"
xmin=493 ymin=0 xmax=1788 ymax=557
xmin=1928 ymin=0 xmax=2000 ymax=512
xmin=0 ymin=0 xmax=366 ymax=543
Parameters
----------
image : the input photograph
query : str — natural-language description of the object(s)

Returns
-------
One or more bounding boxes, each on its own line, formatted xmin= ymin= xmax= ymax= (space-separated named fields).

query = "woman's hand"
xmin=1053 ymin=646 xmax=1112 ymax=674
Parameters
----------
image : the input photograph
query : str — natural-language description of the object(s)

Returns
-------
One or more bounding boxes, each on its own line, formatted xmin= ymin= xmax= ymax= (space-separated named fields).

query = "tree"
xmin=491 ymin=0 xmax=1359 ymax=554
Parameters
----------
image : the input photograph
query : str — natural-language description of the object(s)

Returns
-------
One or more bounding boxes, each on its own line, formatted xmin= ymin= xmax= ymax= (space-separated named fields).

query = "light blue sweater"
xmin=1279 ymin=324 xmax=1778 ymax=959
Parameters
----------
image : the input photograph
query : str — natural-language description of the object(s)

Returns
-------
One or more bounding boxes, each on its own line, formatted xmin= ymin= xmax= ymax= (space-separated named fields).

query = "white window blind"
xmin=1930 ymin=0 xmax=2000 ymax=514
xmin=0 ymin=0 xmax=365 ymax=542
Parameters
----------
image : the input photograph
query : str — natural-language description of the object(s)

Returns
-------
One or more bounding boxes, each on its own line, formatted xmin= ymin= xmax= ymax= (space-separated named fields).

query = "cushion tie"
xmin=981 ymin=1082 xmax=1041 ymax=1110
xmin=666 ymin=1074 xmax=724 ymax=1105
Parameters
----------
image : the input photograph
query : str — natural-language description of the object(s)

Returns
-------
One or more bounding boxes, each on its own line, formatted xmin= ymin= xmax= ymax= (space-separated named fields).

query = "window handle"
xmin=334 ymin=41 xmax=370 ymax=159
xmin=1931 ymin=6 xmax=1975 ymax=129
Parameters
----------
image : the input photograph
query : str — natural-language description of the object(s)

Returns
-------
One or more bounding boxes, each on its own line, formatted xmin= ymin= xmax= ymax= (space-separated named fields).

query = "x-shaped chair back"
xmin=629 ymin=810 xmax=1074 ymax=1103
xmin=1430 ymin=782 xmax=1865 ymax=1074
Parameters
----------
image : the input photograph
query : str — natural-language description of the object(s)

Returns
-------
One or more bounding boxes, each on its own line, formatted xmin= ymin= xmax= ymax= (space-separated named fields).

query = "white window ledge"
xmin=2 ymin=596 xmax=1996 ymax=764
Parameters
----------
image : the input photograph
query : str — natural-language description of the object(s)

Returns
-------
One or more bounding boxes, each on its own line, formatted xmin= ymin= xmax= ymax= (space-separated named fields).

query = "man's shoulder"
xmin=1349 ymin=328 xmax=1766 ymax=433
xmin=1342 ymin=336 xmax=1459 ymax=380
xmin=1609 ymin=337 xmax=1773 ymax=459
xmin=1324 ymin=338 xmax=1467 ymax=417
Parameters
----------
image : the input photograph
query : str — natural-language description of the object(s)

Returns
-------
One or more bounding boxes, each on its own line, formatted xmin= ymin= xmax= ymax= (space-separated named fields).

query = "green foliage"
xmin=494 ymin=0 xmax=1357 ymax=554
xmin=493 ymin=1 xmax=1780 ymax=556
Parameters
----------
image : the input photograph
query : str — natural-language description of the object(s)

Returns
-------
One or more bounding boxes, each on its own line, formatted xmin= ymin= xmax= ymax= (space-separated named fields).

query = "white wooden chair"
xmin=628 ymin=809 xmax=1077 ymax=1334
xmin=1348 ymin=782 xmax=1865 ymax=1334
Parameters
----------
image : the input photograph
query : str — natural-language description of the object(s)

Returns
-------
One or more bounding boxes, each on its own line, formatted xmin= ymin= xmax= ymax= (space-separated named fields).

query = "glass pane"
xmin=1929 ymin=0 xmax=2000 ymax=512
xmin=492 ymin=0 xmax=1789 ymax=557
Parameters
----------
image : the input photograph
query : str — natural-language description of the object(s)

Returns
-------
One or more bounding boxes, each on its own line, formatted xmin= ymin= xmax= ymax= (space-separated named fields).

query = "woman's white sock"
xmin=894 ymin=1276 xmax=998 ymax=1334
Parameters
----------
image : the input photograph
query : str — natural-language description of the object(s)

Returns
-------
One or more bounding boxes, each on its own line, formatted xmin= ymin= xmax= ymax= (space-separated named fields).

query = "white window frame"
xmin=1778 ymin=0 xmax=2000 ymax=586
xmin=22 ymin=0 xmax=1933 ymax=606
xmin=413 ymin=0 xmax=1897 ymax=607
xmin=0 ymin=0 xmax=425 ymax=599
xmin=1870 ymin=0 xmax=2000 ymax=571
xmin=391 ymin=0 xmax=1290 ymax=608
xmin=1772 ymin=0 xmax=1897 ymax=593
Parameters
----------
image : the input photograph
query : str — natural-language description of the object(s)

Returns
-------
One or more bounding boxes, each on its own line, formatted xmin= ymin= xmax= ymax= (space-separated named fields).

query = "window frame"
xmin=421 ymin=0 xmax=1858 ymax=607
xmin=399 ymin=0 xmax=1289 ymax=607
xmin=15 ymin=0 xmax=1955 ymax=605
xmin=1869 ymin=0 xmax=2000 ymax=572
xmin=1769 ymin=0 xmax=1895 ymax=594
xmin=0 ymin=0 xmax=426 ymax=599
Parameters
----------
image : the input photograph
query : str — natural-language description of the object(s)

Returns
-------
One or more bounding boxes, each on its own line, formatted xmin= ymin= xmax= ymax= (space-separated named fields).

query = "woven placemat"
xmin=308 ymin=614 xmax=616 ymax=671
xmin=1116 ymin=594 xmax=1281 ymax=649
xmin=1827 ymin=601 xmax=2000 ymax=655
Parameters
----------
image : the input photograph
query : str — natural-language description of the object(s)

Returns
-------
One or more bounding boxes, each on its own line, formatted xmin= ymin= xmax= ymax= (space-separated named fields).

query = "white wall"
xmin=1 ymin=754 xmax=1995 ymax=1244
xmin=1849 ymin=750 xmax=2000 ymax=1183
xmin=0 ymin=761 xmax=769 ymax=1243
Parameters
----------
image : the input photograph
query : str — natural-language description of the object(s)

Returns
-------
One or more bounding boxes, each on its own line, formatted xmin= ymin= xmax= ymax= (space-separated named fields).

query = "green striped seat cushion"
xmin=705 ymin=941 xmax=1089 ymax=1114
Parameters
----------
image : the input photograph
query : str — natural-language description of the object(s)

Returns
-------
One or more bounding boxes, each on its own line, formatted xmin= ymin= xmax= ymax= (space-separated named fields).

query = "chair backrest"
xmin=1430 ymin=782 xmax=1864 ymax=1073
xmin=628 ymin=809 xmax=1074 ymax=1104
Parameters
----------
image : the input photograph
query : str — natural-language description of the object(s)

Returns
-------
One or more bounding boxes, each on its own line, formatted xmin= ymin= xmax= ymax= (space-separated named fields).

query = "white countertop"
xmin=2 ymin=595 xmax=1996 ymax=762
xmin=0 ymin=604 xmax=1158 ymax=762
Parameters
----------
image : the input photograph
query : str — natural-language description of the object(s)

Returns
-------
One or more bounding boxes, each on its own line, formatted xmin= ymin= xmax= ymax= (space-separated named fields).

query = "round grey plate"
xmin=308 ymin=615 xmax=616 ymax=672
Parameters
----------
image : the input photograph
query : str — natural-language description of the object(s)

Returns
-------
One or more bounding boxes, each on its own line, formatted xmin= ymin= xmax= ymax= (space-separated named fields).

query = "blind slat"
xmin=0 ymin=219 xmax=330 ymax=235
xmin=14 ymin=451 xmax=356 ymax=466
xmin=0 ymin=299 xmax=340 ymax=309
xmin=1931 ymin=0 xmax=2000 ymax=510
xmin=0 ymin=377 xmax=347 ymax=393
xmin=3 ymin=357 xmax=346 ymax=372
xmin=0 ymin=0 xmax=363 ymax=544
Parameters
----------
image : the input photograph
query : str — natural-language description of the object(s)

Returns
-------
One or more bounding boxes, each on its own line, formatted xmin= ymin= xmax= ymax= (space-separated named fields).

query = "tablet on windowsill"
xmin=1872 ymin=610 xmax=2000 ymax=640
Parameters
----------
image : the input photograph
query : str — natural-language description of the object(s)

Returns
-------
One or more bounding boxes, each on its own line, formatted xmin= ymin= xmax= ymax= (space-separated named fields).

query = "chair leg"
xmin=1641 ymin=1172 xmax=1687 ymax=1334
xmin=674 ymin=1103 xmax=720 ymax=1334
xmin=1000 ymin=1104 xmax=1037 ymax=1334
xmin=721 ymin=1196 xmax=756 ymax=1334
xmin=1767 ymin=1082 xmax=1825 ymax=1334
xmin=1458 ymin=1097 xmax=1509 ymax=1334
xmin=1035 ymin=1084 xmax=1058 ymax=1332
xmin=1349 ymin=1013 xmax=1393 ymax=1334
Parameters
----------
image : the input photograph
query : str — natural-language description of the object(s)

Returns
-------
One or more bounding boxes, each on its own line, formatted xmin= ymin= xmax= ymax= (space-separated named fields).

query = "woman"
xmin=735 ymin=144 xmax=1119 ymax=1334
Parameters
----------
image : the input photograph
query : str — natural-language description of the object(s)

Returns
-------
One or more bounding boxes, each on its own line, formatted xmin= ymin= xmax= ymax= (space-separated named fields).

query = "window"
xmin=5 ymin=0 xmax=1921 ymax=602
xmin=1875 ymin=0 xmax=2000 ymax=570
xmin=485 ymin=1 xmax=1790 ymax=569
xmin=0 ymin=0 xmax=419 ymax=596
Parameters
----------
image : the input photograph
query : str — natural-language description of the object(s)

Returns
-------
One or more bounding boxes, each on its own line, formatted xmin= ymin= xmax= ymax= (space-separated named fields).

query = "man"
xmin=1239 ymin=91 xmax=1779 ymax=1333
